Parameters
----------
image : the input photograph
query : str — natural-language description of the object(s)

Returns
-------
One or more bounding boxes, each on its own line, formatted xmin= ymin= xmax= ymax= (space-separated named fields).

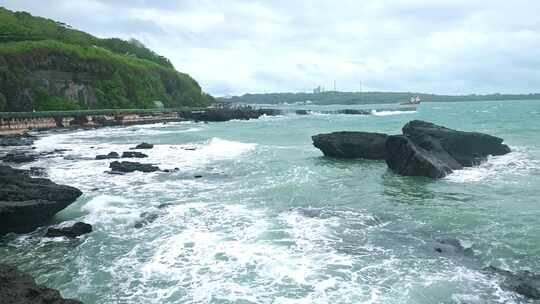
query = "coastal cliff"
xmin=0 ymin=7 xmax=213 ymax=112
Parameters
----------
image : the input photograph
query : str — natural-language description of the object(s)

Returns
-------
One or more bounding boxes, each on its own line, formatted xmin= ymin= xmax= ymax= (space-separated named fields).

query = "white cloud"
xmin=2 ymin=0 xmax=540 ymax=96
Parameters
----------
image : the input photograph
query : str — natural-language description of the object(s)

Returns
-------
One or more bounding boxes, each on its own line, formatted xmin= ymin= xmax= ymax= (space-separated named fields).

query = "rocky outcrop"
xmin=1 ymin=152 xmax=38 ymax=163
xmin=45 ymin=222 xmax=92 ymax=238
xmin=312 ymin=132 xmax=388 ymax=159
xmin=181 ymin=108 xmax=282 ymax=122
xmin=134 ymin=212 xmax=160 ymax=228
xmin=402 ymin=120 xmax=511 ymax=166
xmin=385 ymin=135 xmax=454 ymax=178
xmin=385 ymin=121 xmax=511 ymax=178
xmin=484 ymin=266 xmax=540 ymax=300
xmin=131 ymin=143 xmax=153 ymax=150
xmin=121 ymin=151 xmax=148 ymax=158
xmin=0 ymin=264 xmax=82 ymax=304
xmin=109 ymin=161 xmax=160 ymax=173
xmin=0 ymin=133 xmax=36 ymax=146
xmin=312 ymin=120 xmax=511 ymax=178
xmin=95 ymin=152 xmax=120 ymax=160
xmin=0 ymin=165 xmax=83 ymax=235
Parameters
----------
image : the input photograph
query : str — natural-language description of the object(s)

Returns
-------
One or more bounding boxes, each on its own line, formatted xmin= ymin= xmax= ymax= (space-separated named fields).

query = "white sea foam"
xmin=371 ymin=110 xmax=418 ymax=116
xmin=81 ymin=195 xmax=138 ymax=225
xmin=446 ymin=148 xmax=536 ymax=183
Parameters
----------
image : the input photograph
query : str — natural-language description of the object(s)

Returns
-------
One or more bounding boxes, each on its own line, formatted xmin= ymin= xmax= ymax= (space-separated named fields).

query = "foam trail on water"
xmin=371 ymin=110 xmax=418 ymax=116
xmin=446 ymin=148 xmax=537 ymax=183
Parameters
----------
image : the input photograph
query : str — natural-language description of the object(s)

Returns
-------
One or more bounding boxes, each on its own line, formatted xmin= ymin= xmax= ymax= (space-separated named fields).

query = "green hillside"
xmin=0 ymin=7 xmax=213 ymax=111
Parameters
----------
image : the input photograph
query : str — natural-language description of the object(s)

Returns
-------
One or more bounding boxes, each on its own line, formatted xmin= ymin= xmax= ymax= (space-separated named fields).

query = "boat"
xmin=400 ymin=96 xmax=421 ymax=105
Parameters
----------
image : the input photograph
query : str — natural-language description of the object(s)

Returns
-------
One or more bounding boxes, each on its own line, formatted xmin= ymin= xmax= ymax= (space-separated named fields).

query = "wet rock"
xmin=121 ymin=151 xmax=148 ymax=158
xmin=131 ymin=142 xmax=154 ymax=149
xmin=403 ymin=120 xmax=511 ymax=167
xmin=0 ymin=133 xmax=35 ymax=147
xmin=434 ymin=238 xmax=473 ymax=255
xmin=157 ymin=203 xmax=174 ymax=209
xmin=484 ymin=266 xmax=540 ymax=300
xmin=134 ymin=212 xmax=160 ymax=228
xmin=385 ymin=121 xmax=511 ymax=178
xmin=336 ymin=109 xmax=371 ymax=115
xmin=39 ymin=149 xmax=71 ymax=157
xmin=0 ymin=264 xmax=82 ymax=304
xmin=109 ymin=161 xmax=160 ymax=173
xmin=385 ymin=135 xmax=454 ymax=178
xmin=0 ymin=165 xmax=83 ymax=235
xmin=312 ymin=131 xmax=388 ymax=159
xmin=1 ymin=152 xmax=38 ymax=163
xmin=28 ymin=167 xmax=47 ymax=177
xmin=45 ymin=222 xmax=92 ymax=238
xmin=194 ymin=175 xmax=203 ymax=178
xmin=95 ymin=152 xmax=120 ymax=160
xmin=295 ymin=110 xmax=310 ymax=115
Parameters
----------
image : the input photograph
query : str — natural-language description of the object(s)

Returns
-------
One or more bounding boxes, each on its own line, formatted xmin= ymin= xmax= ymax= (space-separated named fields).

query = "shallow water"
xmin=1 ymin=100 xmax=540 ymax=303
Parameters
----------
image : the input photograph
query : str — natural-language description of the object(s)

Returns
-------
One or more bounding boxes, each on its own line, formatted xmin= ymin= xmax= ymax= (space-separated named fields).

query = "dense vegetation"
xmin=221 ymin=91 xmax=540 ymax=105
xmin=0 ymin=7 xmax=213 ymax=111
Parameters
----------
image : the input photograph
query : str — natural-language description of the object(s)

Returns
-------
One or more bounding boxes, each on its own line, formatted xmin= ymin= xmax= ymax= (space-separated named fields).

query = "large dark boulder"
xmin=109 ymin=161 xmax=160 ymax=173
xmin=312 ymin=131 xmax=388 ymax=159
xmin=0 ymin=264 xmax=82 ymax=304
xmin=385 ymin=121 xmax=511 ymax=178
xmin=385 ymin=135 xmax=455 ymax=178
xmin=403 ymin=120 xmax=511 ymax=166
xmin=130 ymin=142 xmax=153 ymax=150
xmin=0 ymin=166 xmax=83 ymax=235
xmin=45 ymin=222 xmax=92 ymax=238
xmin=121 ymin=151 xmax=148 ymax=158
xmin=95 ymin=152 xmax=120 ymax=160
xmin=484 ymin=266 xmax=540 ymax=300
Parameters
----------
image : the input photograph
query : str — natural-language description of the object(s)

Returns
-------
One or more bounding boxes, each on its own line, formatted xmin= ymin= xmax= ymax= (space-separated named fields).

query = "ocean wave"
xmin=446 ymin=148 xmax=537 ymax=183
xmin=81 ymin=195 xmax=138 ymax=225
xmin=371 ymin=110 xmax=418 ymax=116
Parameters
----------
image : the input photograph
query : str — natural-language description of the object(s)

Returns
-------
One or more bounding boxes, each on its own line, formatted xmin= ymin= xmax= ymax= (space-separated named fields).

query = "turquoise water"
xmin=1 ymin=100 xmax=540 ymax=303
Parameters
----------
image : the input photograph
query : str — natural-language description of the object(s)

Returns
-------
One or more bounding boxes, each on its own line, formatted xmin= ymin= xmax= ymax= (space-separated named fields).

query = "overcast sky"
xmin=2 ymin=0 xmax=540 ymax=96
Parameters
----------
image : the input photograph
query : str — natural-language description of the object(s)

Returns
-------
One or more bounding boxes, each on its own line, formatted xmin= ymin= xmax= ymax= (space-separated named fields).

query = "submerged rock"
xmin=336 ymin=109 xmax=371 ymax=115
xmin=484 ymin=266 xmax=540 ymax=300
xmin=109 ymin=161 xmax=160 ymax=173
xmin=385 ymin=120 xmax=511 ymax=178
xmin=95 ymin=152 xmax=120 ymax=160
xmin=312 ymin=131 xmax=388 ymax=159
xmin=1 ymin=152 xmax=38 ymax=163
xmin=0 ymin=165 xmax=83 ymax=235
xmin=131 ymin=142 xmax=154 ymax=150
xmin=434 ymin=238 xmax=473 ymax=255
xmin=0 ymin=133 xmax=35 ymax=147
xmin=295 ymin=110 xmax=310 ymax=115
xmin=45 ymin=222 xmax=92 ymax=238
xmin=121 ymin=151 xmax=148 ymax=158
xmin=0 ymin=264 xmax=82 ymax=304
xmin=134 ymin=212 xmax=160 ymax=228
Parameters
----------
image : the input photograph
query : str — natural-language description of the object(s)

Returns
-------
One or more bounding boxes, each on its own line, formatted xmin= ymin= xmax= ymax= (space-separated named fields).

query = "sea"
xmin=1 ymin=100 xmax=540 ymax=303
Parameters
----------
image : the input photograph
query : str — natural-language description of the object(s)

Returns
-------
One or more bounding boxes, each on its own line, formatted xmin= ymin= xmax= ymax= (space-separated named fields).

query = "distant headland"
xmin=219 ymin=91 xmax=540 ymax=105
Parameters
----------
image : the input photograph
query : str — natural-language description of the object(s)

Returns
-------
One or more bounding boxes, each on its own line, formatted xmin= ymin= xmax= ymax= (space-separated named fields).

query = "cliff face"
xmin=0 ymin=8 xmax=213 ymax=112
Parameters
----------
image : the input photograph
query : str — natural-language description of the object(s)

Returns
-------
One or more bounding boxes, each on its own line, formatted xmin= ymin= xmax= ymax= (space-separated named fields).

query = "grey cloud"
xmin=2 ymin=0 xmax=540 ymax=96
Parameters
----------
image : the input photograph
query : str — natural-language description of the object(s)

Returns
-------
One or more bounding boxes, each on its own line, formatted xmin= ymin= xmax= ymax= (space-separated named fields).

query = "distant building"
xmin=313 ymin=86 xmax=322 ymax=94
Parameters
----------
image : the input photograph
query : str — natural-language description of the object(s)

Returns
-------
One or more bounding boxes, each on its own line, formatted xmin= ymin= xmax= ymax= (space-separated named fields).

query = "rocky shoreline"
xmin=1 ymin=117 xmax=538 ymax=302
xmin=0 ymin=107 xmax=283 ymax=136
